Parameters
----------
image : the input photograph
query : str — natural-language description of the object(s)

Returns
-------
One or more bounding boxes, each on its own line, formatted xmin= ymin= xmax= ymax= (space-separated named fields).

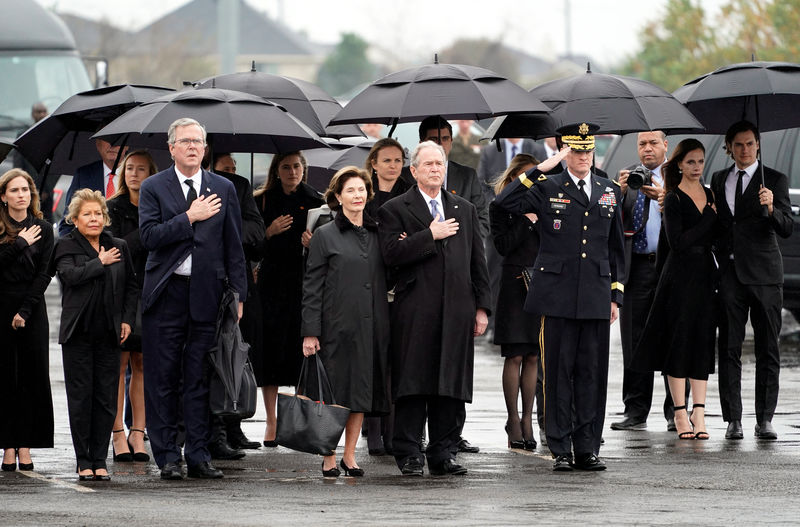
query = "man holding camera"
xmin=611 ymin=130 xmax=677 ymax=432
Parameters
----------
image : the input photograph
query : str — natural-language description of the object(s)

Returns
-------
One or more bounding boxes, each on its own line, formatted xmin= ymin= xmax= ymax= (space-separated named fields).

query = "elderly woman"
xmin=0 ymin=169 xmax=54 ymax=472
xmin=301 ymin=166 xmax=390 ymax=477
xmin=52 ymin=189 xmax=138 ymax=481
xmin=254 ymin=152 xmax=324 ymax=447
xmin=107 ymin=150 xmax=157 ymax=463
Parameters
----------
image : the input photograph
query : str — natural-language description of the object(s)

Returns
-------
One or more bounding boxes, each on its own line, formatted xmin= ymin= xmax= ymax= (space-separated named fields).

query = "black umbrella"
xmin=0 ymin=137 xmax=14 ymax=164
xmin=208 ymin=285 xmax=251 ymax=417
xmin=481 ymin=113 xmax=560 ymax=142
xmin=93 ymin=88 xmax=328 ymax=154
xmin=328 ymin=57 xmax=550 ymax=136
xmin=303 ymin=139 xmax=376 ymax=191
xmin=14 ymin=84 xmax=175 ymax=176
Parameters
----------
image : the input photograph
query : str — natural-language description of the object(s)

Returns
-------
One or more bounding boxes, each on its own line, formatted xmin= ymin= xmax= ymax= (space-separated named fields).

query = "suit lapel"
xmin=167 ymin=166 xmax=188 ymax=210
xmin=405 ymin=187 xmax=436 ymax=227
xmin=588 ymin=175 xmax=604 ymax=210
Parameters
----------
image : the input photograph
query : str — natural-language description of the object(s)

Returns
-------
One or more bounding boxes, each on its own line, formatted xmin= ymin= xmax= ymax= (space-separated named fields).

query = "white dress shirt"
xmin=419 ymin=187 xmax=445 ymax=221
xmin=173 ymin=166 xmax=203 ymax=276
xmin=568 ymin=171 xmax=592 ymax=201
xmin=724 ymin=161 xmax=758 ymax=215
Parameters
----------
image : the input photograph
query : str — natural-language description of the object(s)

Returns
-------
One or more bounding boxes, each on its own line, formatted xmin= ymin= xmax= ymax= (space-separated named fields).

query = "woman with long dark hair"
xmin=253 ymin=152 xmax=323 ymax=447
xmin=633 ymin=138 xmax=717 ymax=441
xmin=0 ymin=169 xmax=54 ymax=472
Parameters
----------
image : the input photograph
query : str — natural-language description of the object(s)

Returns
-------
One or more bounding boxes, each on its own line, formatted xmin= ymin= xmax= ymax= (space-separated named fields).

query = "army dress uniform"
xmin=493 ymin=126 xmax=625 ymax=468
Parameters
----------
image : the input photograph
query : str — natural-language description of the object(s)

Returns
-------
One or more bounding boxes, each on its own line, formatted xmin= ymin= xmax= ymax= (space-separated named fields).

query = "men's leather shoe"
xmin=552 ymin=454 xmax=573 ymax=472
xmin=457 ymin=438 xmax=480 ymax=453
xmin=610 ymin=417 xmax=647 ymax=431
xmin=667 ymin=418 xmax=677 ymax=432
xmin=755 ymin=421 xmax=778 ymax=440
xmin=187 ymin=461 xmax=223 ymax=479
xmin=160 ymin=462 xmax=183 ymax=480
xmin=725 ymin=420 xmax=744 ymax=440
xmin=429 ymin=458 xmax=467 ymax=476
xmin=227 ymin=431 xmax=261 ymax=450
xmin=209 ymin=441 xmax=246 ymax=460
xmin=573 ymin=453 xmax=607 ymax=471
xmin=399 ymin=459 xmax=424 ymax=476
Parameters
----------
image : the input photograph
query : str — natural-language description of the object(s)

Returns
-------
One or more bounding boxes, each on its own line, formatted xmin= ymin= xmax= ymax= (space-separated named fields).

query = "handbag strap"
xmin=313 ymin=354 xmax=339 ymax=406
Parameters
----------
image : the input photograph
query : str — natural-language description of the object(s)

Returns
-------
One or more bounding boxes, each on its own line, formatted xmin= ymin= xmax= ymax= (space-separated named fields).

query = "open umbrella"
xmin=303 ymin=139 xmax=376 ymax=191
xmin=328 ymin=57 xmax=550 ymax=136
xmin=93 ymin=88 xmax=328 ymax=154
xmin=0 ymin=137 xmax=14 ymax=164
xmin=195 ymin=62 xmax=364 ymax=139
xmin=15 ymin=84 xmax=175 ymax=178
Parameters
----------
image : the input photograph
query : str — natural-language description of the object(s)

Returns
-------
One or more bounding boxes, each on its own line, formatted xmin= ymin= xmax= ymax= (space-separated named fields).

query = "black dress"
xmin=254 ymin=183 xmax=323 ymax=386
xmin=633 ymin=187 xmax=717 ymax=380
xmin=0 ymin=215 xmax=54 ymax=449
xmin=489 ymin=202 xmax=541 ymax=357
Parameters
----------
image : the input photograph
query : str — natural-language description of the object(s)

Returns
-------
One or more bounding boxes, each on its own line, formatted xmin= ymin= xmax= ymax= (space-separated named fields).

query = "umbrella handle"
xmin=388 ymin=118 xmax=398 ymax=139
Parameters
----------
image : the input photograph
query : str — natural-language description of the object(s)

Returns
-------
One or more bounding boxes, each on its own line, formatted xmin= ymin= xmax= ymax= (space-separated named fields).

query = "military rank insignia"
xmin=598 ymin=192 xmax=617 ymax=206
xmin=553 ymin=219 xmax=562 ymax=230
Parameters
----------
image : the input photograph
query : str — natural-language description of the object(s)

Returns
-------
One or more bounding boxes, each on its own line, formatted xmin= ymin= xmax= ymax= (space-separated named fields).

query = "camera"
xmin=627 ymin=166 xmax=652 ymax=190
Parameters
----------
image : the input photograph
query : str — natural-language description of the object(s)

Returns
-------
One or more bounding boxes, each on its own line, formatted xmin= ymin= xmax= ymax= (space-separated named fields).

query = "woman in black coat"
xmin=491 ymin=154 xmax=543 ymax=451
xmin=52 ymin=189 xmax=138 ymax=481
xmin=106 ymin=150 xmax=157 ymax=462
xmin=254 ymin=152 xmax=324 ymax=446
xmin=0 ymin=169 xmax=54 ymax=472
xmin=301 ymin=167 xmax=390 ymax=477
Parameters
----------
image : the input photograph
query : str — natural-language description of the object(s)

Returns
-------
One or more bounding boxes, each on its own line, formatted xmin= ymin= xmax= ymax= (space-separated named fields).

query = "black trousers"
xmin=541 ymin=316 xmax=608 ymax=457
xmin=718 ymin=265 xmax=782 ymax=423
xmin=619 ymin=254 xmax=674 ymax=422
xmin=393 ymin=395 xmax=464 ymax=468
xmin=143 ymin=277 xmax=216 ymax=468
xmin=62 ymin=332 xmax=120 ymax=471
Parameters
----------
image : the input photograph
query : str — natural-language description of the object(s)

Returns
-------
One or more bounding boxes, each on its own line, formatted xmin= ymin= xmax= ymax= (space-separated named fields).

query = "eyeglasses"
xmin=174 ymin=138 xmax=205 ymax=146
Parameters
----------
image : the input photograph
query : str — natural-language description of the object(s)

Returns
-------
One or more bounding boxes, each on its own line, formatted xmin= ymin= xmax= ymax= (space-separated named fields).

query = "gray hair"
xmin=410 ymin=140 xmax=446 ymax=168
xmin=167 ymin=118 xmax=207 ymax=145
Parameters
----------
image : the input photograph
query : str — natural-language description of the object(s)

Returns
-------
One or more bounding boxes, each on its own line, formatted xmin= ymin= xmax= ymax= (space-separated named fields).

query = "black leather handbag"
xmin=276 ymin=354 xmax=350 ymax=456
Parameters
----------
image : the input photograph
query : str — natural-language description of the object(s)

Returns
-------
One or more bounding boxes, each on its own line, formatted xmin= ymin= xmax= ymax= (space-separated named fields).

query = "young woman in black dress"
xmin=633 ymin=139 xmax=717 ymax=440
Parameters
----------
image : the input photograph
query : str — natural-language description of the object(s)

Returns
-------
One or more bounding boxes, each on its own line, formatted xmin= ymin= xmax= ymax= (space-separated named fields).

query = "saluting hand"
xmin=17 ymin=225 xmax=42 ymax=245
xmin=98 ymin=246 xmax=121 ymax=266
xmin=429 ymin=215 xmax=459 ymax=240
xmin=187 ymin=193 xmax=222 ymax=224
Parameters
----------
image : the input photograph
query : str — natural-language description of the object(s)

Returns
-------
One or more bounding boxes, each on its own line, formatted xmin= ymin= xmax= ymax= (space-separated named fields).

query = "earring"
xmin=678 ymin=169 xmax=682 ymax=174
xmin=338 ymin=201 xmax=342 ymax=206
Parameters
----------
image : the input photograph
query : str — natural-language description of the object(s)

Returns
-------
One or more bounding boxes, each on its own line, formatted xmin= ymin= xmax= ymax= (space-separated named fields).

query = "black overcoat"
xmin=301 ymin=212 xmax=390 ymax=414
xmin=377 ymin=186 xmax=491 ymax=402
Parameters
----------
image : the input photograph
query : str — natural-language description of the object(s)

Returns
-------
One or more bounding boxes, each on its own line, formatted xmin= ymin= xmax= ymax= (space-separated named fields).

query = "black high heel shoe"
xmin=340 ymin=459 xmax=364 ymax=477
xmin=505 ymin=423 xmax=525 ymax=450
xmin=690 ymin=403 xmax=709 ymax=440
xmin=127 ymin=429 xmax=150 ymax=462
xmin=263 ymin=440 xmax=278 ymax=448
xmin=76 ymin=465 xmax=93 ymax=481
xmin=112 ymin=429 xmax=133 ymax=462
xmin=321 ymin=461 xmax=340 ymax=477
xmin=674 ymin=405 xmax=695 ymax=440
xmin=522 ymin=438 xmax=537 ymax=451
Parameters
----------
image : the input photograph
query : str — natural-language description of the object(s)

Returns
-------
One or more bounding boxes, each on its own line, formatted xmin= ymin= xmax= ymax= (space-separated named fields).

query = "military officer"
xmin=494 ymin=123 xmax=625 ymax=472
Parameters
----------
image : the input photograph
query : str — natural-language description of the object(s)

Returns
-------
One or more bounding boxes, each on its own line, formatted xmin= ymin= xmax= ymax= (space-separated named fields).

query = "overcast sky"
xmin=45 ymin=0 xmax=727 ymax=67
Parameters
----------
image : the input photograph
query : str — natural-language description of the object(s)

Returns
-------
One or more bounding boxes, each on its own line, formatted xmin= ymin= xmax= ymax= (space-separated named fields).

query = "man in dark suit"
xmin=401 ymin=116 xmax=489 ymax=238
xmin=477 ymin=138 xmax=546 ymax=201
xmin=58 ymin=138 xmax=126 ymax=236
xmin=139 ymin=118 xmax=247 ymax=480
xmin=611 ymin=131 xmax=677 ymax=432
xmin=494 ymin=123 xmax=625 ymax=471
xmin=711 ymin=120 xmax=793 ymax=441
xmin=378 ymin=141 xmax=491 ymax=476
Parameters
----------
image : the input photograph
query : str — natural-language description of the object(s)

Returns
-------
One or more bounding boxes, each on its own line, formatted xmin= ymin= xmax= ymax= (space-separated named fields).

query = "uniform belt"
xmin=632 ymin=252 xmax=656 ymax=263
xmin=171 ymin=274 xmax=191 ymax=282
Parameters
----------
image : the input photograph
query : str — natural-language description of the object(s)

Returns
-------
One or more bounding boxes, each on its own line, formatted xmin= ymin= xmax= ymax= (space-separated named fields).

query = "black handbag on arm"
xmin=276 ymin=354 xmax=350 ymax=456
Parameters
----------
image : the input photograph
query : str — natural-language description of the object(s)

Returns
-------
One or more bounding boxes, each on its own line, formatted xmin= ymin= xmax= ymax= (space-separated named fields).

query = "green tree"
xmin=316 ymin=33 xmax=377 ymax=97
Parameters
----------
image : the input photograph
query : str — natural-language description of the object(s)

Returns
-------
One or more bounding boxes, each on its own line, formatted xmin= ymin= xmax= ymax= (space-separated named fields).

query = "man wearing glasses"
xmin=139 ymin=118 xmax=247 ymax=480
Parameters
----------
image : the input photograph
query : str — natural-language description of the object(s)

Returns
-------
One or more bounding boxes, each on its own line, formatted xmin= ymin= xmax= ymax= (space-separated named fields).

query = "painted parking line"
xmin=18 ymin=471 xmax=95 ymax=493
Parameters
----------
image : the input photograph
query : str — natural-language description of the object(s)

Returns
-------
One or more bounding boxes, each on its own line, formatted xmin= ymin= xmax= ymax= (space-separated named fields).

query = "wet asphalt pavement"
xmin=2 ymin=282 xmax=800 ymax=526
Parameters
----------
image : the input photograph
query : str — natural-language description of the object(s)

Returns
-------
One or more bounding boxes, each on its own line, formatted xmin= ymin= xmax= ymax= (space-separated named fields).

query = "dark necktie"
xmin=632 ymin=192 xmax=648 ymax=253
xmin=185 ymin=179 xmax=197 ymax=208
xmin=734 ymin=170 xmax=746 ymax=214
xmin=510 ymin=144 xmax=518 ymax=161
xmin=577 ymin=179 xmax=588 ymax=205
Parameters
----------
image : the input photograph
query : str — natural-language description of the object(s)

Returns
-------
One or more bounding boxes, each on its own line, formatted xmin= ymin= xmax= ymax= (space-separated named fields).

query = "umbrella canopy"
xmin=673 ymin=61 xmax=800 ymax=134
xmin=93 ymin=88 xmax=328 ymax=154
xmin=304 ymin=139 xmax=376 ymax=191
xmin=328 ymin=60 xmax=550 ymax=133
xmin=524 ymin=66 xmax=704 ymax=137
xmin=481 ymin=113 xmax=560 ymax=142
xmin=195 ymin=65 xmax=364 ymax=139
xmin=14 ymin=84 xmax=175 ymax=175
xmin=0 ymin=137 xmax=14 ymax=164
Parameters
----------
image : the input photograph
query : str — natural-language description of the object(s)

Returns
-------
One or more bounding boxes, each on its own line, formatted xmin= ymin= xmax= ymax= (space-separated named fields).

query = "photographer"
xmin=611 ymin=130 xmax=678 ymax=432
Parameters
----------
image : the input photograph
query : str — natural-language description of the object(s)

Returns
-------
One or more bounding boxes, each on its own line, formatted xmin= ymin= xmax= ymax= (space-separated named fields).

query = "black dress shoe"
xmin=160 ymin=462 xmax=183 ymax=480
xmin=667 ymin=418 xmax=677 ymax=432
xmin=457 ymin=438 xmax=480 ymax=453
xmin=209 ymin=441 xmax=246 ymax=460
xmin=573 ymin=453 xmax=606 ymax=471
xmin=187 ymin=461 xmax=223 ymax=479
xmin=227 ymin=431 xmax=261 ymax=450
xmin=610 ymin=417 xmax=647 ymax=431
xmin=93 ymin=473 xmax=111 ymax=481
xmin=755 ymin=421 xmax=778 ymax=440
xmin=399 ymin=459 xmax=424 ymax=476
xmin=552 ymin=454 xmax=573 ymax=472
xmin=429 ymin=458 xmax=467 ymax=476
xmin=725 ymin=420 xmax=744 ymax=440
